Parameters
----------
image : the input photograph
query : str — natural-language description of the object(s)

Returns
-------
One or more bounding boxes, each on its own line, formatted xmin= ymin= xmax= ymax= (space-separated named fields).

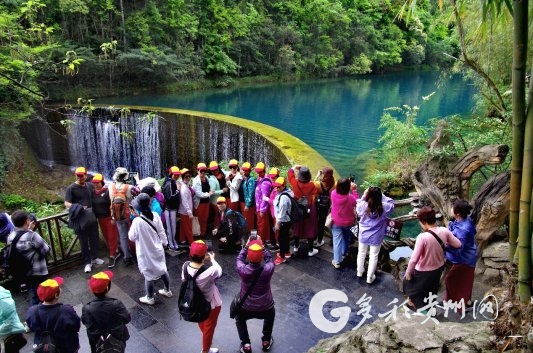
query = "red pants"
xmin=256 ymin=211 xmax=271 ymax=240
xmin=198 ymin=305 xmax=221 ymax=351
xmin=229 ymin=201 xmax=240 ymax=211
xmin=240 ymin=203 xmax=256 ymax=233
xmin=179 ymin=214 xmax=194 ymax=244
xmin=196 ymin=203 xmax=210 ymax=236
xmin=98 ymin=216 xmax=119 ymax=257
xmin=444 ymin=263 xmax=475 ymax=303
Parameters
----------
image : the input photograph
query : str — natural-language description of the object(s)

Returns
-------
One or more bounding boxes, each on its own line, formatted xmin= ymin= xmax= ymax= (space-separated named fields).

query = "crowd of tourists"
xmin=0 ymin=160 xmax=479 ymax=353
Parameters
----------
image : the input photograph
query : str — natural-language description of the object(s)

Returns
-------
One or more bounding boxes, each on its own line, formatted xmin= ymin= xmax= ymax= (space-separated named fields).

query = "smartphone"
xmin=204 ymin=239 xmax=213 ymax=252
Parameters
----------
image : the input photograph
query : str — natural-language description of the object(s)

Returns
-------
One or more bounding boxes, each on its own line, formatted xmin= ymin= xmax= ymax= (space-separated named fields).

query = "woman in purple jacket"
xmin=235 ymin=238 xmax=275 ymax=353
xmin=356 ymin=187 xmax=394 ymax=284
xmin=330 ymin=178 xmax=359 ymax=269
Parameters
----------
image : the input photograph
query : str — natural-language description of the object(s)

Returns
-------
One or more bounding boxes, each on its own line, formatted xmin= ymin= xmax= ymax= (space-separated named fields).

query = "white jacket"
xmin=226 ymin=172 xmax=243 ymax=203
xmin=178 ymin=181 xmax=194 ymax=216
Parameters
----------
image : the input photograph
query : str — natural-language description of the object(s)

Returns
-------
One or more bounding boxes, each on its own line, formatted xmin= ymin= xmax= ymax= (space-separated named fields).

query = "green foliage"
xmin=0 ymin=194 xmax=38 ymax=211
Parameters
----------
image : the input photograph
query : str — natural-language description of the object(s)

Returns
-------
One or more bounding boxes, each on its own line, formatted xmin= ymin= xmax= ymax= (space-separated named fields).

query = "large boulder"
xmin=307 ymin=316 xmax=495 ymax=353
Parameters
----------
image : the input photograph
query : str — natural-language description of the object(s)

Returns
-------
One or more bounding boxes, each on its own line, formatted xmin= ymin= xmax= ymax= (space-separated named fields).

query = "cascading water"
xmin=22 ymin=108 xmax=289 ymax=180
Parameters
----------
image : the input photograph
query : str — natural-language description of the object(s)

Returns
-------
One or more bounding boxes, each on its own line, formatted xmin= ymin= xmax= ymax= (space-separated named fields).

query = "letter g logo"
xmin=309 ymin=289 xmax=351 ymax=333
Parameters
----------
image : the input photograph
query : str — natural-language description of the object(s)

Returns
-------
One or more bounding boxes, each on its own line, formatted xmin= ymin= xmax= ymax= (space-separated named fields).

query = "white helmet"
xmin=113 ymin=167 xmax=129 ymax=181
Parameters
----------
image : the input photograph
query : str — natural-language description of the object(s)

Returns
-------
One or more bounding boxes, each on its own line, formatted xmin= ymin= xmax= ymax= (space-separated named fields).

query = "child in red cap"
xmin=82 ymin=271 xmax=131 ymax=353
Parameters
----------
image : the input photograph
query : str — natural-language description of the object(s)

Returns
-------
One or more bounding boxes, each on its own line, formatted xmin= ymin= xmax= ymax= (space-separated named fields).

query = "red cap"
xmin=190 ymin=240 xmax=208 ymax=257
xmin=37 ymin=277 xmax=64 ymax=302
xmin=88 ymin=271 xmax=113 ymax=294
xmin=247 ymin=240 xmax=264 ymax=263
xmin=169 ymin=166 xmax=181 ymax=175
xmin=197 ymin=163 xmax=207 ymax=171
xmin=91 ymin=173 xmax=104 ymax=183
xmin=254 ymin=162 xmax=266 ymax=172
xmin=209 ymin=161 xmax=219 ymax=171
xmin=273 ymin=177 xmax=285 ymax=187
xmin=241 ymin=162 xmax=251 ymax=171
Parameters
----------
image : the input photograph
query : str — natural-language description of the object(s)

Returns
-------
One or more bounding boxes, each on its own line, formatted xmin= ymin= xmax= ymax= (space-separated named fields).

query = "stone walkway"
xmin=11 ymin=238 xmax=484 ymax=353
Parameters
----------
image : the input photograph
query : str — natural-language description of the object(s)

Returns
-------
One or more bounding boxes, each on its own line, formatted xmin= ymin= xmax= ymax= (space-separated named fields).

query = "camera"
xmin=29 ymin=213 xmax=37 ymax=223
xmin=349 ymin=174 xmax=355 ymax=183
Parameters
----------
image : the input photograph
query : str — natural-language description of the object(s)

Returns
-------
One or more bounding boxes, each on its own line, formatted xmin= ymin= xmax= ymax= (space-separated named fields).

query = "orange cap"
xmin=241 ymin=162 xmax=251 ymax=171
xmin=197 ymin=163 xmax=207 ymax=171
xmin=91 ymin=173 xmax=104 ymax=183
xmin=273 ymin=177 xmax=285 ymax=187
xmin=267 ymin=167 xmax=279 ymax=177
xmin=254 ymin=162 xmax=266 ymax=172
xmin=209 ymin=161 xmax=219 ymax=171
xmin=169 ymin=166 xmax=181 ymax=175
xmin=228 ymin=159 xmax=239 ymax=167
xmin=216 ymin=196 xmax=226 ymax=204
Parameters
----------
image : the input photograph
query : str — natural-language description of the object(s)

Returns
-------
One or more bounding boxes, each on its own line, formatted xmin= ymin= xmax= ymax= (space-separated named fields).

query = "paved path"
xmin=11 ymin=240 xmax=416 ymax=353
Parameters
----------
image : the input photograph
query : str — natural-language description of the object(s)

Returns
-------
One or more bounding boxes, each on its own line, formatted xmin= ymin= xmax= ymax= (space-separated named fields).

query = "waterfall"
xmin=22 ymin=108 xmax=289 ymax=180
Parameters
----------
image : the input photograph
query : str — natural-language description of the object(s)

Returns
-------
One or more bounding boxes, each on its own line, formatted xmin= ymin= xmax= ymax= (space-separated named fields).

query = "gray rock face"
xmin=307 ymin=315 xmax=495 ymax=353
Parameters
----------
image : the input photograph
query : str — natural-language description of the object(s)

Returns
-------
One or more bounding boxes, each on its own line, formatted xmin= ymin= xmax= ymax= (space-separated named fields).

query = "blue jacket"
xmin=446 ymin=217 xmax=477 ymax=267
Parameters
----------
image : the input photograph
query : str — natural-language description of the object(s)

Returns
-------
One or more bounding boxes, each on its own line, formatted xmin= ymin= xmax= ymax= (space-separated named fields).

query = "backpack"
xmin=95 ymin=334 xmax=125 ymax=353
xmin=278 ymin=192 xmax=306 ymax=222
xmin=178 ymin=262 xmax=211 ymax=322
xmin=33 ymin=305 xmax=63 ymax=353
xmin=111 ymin=184 xmax=130 ymax=221
xmin=227 ymin=210 xmax=248 ymax=238
xmin=316 ymin=183 xmax=331 ymax=210
xmin=0 ymin=231 xmax=35 ymax=283
xmin=295 ymin=183 xmax=312 ymax=219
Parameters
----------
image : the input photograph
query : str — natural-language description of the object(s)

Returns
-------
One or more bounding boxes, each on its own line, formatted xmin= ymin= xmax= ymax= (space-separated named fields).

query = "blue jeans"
xmin=145 ymin=272 xmax=170 ymax=298
xmin=331 ymin=225 xmax=352 ymax=264
xmin=115 ymin=219 xmax=133 ymax=261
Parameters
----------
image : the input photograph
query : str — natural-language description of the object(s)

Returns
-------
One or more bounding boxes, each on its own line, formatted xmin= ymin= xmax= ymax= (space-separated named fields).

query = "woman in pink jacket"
xmin=330 ymin=178 xmax=359 ymax=268
xmin=403 ymin=207 xmax=461 ymax=310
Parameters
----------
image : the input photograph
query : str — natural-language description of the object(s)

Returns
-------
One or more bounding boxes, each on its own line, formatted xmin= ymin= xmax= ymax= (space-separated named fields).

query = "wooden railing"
xmin=34 ymin=212 xmax=84 ymax=273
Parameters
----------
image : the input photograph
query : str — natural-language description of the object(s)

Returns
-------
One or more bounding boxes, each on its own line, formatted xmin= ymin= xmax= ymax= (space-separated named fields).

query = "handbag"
xmin=3 ymin=333 xmax=27 ymax=353
xmin=230 ymin=266 xmax=264 ymax=319
xmin=192 ymin=216 xmax=200 ymax=236
xmin=324 ymin=213 xmax=333 ymax=228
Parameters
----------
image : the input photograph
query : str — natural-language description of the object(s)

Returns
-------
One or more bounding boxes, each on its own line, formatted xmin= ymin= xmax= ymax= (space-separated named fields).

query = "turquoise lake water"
xmin=101 ymin=71 xmax=474 ymax=181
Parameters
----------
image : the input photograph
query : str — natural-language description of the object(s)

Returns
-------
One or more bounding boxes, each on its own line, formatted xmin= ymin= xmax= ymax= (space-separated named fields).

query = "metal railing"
xmin=34 ymin=212 xmax=84 ymax=273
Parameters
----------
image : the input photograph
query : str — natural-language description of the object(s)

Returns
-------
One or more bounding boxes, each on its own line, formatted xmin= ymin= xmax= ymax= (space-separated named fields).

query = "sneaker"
xmin=308 ymin=248 xmax=319 ymax=257
xmin=267 ymin=243 xmax=280 ymax=252
xmin=240 ymin=343 xmax=252 ymax=353
xmin=284 ymin=252 xmax=292 ymax=259
xmin=92 ymin=258 xmax=105 ymax=265
xmin=139 ymin=295 xmax=155 ymax=305
xmin=274 ymin=255 xmax=286 ymax=265
xmin=108 ymin=256 xmax=116 ymax=269
xmin=208 ymin=348 xmax=219 ymax=353
xmin=367 ymin=274 xmax=376 ymax=284
xmin=356 ymin=272 xmax=363 ymax=278
xmin=84 ymin=264 xmax=92 ymax=273
xmin=167 ymin=246 xmax=180 ymax=253
xmin=314 ymin=240 xmax=325 ymax=247
xmin=114 ymin=251 xmax=122 ymax=260
xmin=158 ymin=288 xmax=173 ymax=298
xmin=331 ymin=260 xmax=341 ymax=269
xmin=262 ymin=337 xmax=274 ymax=351
xmin=19 ymin=284 xmax=28 ymax=293
xmin=124 ymin=258 xmax=134 ymax=266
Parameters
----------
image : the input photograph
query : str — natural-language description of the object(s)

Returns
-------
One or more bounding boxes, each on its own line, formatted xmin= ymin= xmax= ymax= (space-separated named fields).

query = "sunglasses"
xmin=229 ymin=166 xmax=237 ymax=169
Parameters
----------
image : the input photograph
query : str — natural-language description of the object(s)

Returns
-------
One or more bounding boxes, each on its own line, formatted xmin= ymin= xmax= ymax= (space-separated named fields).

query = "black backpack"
xmin=178 ymin=262 xmax=211 ymax=322
xmin=316 ymin=183 xmax=331 ymax=210
xmin=295 ymin=183 xmax=311 ymax=219
xmin=0 ymin=231 xmax=35 ymax=283
xmin=95 ymin=334 xmax=125 ymax=353
xmin=278 ymin=192 xmax=306 ymax=222
xmin=33 ymin=305 xmax=63 ymax=353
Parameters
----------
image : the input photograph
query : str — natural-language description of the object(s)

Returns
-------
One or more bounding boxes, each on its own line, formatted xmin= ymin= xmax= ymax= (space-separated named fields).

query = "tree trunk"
xmin=119 ymin=0 xmax=126 ymax=50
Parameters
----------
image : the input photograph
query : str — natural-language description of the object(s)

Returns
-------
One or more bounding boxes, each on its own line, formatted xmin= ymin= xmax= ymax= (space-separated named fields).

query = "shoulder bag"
xmin=230 ymin=266 xmax=264 ymax=319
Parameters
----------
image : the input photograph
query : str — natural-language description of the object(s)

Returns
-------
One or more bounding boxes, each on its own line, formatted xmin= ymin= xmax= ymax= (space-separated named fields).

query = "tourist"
xmin=330 ymin=178 xmax=358 ymax=269
xmin=26 ymin=277 xmax=81 ymax=353
xmin=128 ymin=193 xmax=172 ymax=305
xmin=254 ymin=162 xmax=273 ymax=248
xmin=208 ymin=161 xmax=228 ymax=232
xmin=109 ymin=167 xmax=139 ymax=267
xmin=91 ymin=173 xmax=120 ymax=268
xmin=314 ymin=167 xmax=336 ymax=247
xmin=1 ymin=285 xmax=27 ymax=353
xmin=403 ymin=207 xmax=461 ymax=310
xmin=7 ymin=210 xmax=51 ymax=305
xmin=444 ymin=199 xmax=478 ymax=307
xmin=64 ymin=166 xmax=104 ymax=273
xmin=355 ymin=186 xmax=395 ymax=284
xmin=0 ymin=212 xmax=13 ymax=243
xmin=287 ymin=165 xmax=319 ymax=257
xmin=226 ymin=159 xmax=243 ymax=211
xmin=239 ymin=162 xmax=256 ymax=233
xmin=178 ymin=168 xmax=195 ymax=247
xmin=192 ymin=163 xmax=214 ymax=237
xmin=235 ymin=238 xmax=275 ymax=353
xmin=162 ymin=166 xmax=181 ymax=251
xmin=212 ymin=197 xmax=242 ymax=253
xmin=266 ymin=167 xmax=280 ymax=250
xmin=82 ymin=271 xmax=131 ymax=353
xmin=182 ymin=240 xmax=222 ymax=353
xmin=273 ymin=177 xmax=293 ymax=265
xmin=140 ymin=185 xmax=163 ymax=217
